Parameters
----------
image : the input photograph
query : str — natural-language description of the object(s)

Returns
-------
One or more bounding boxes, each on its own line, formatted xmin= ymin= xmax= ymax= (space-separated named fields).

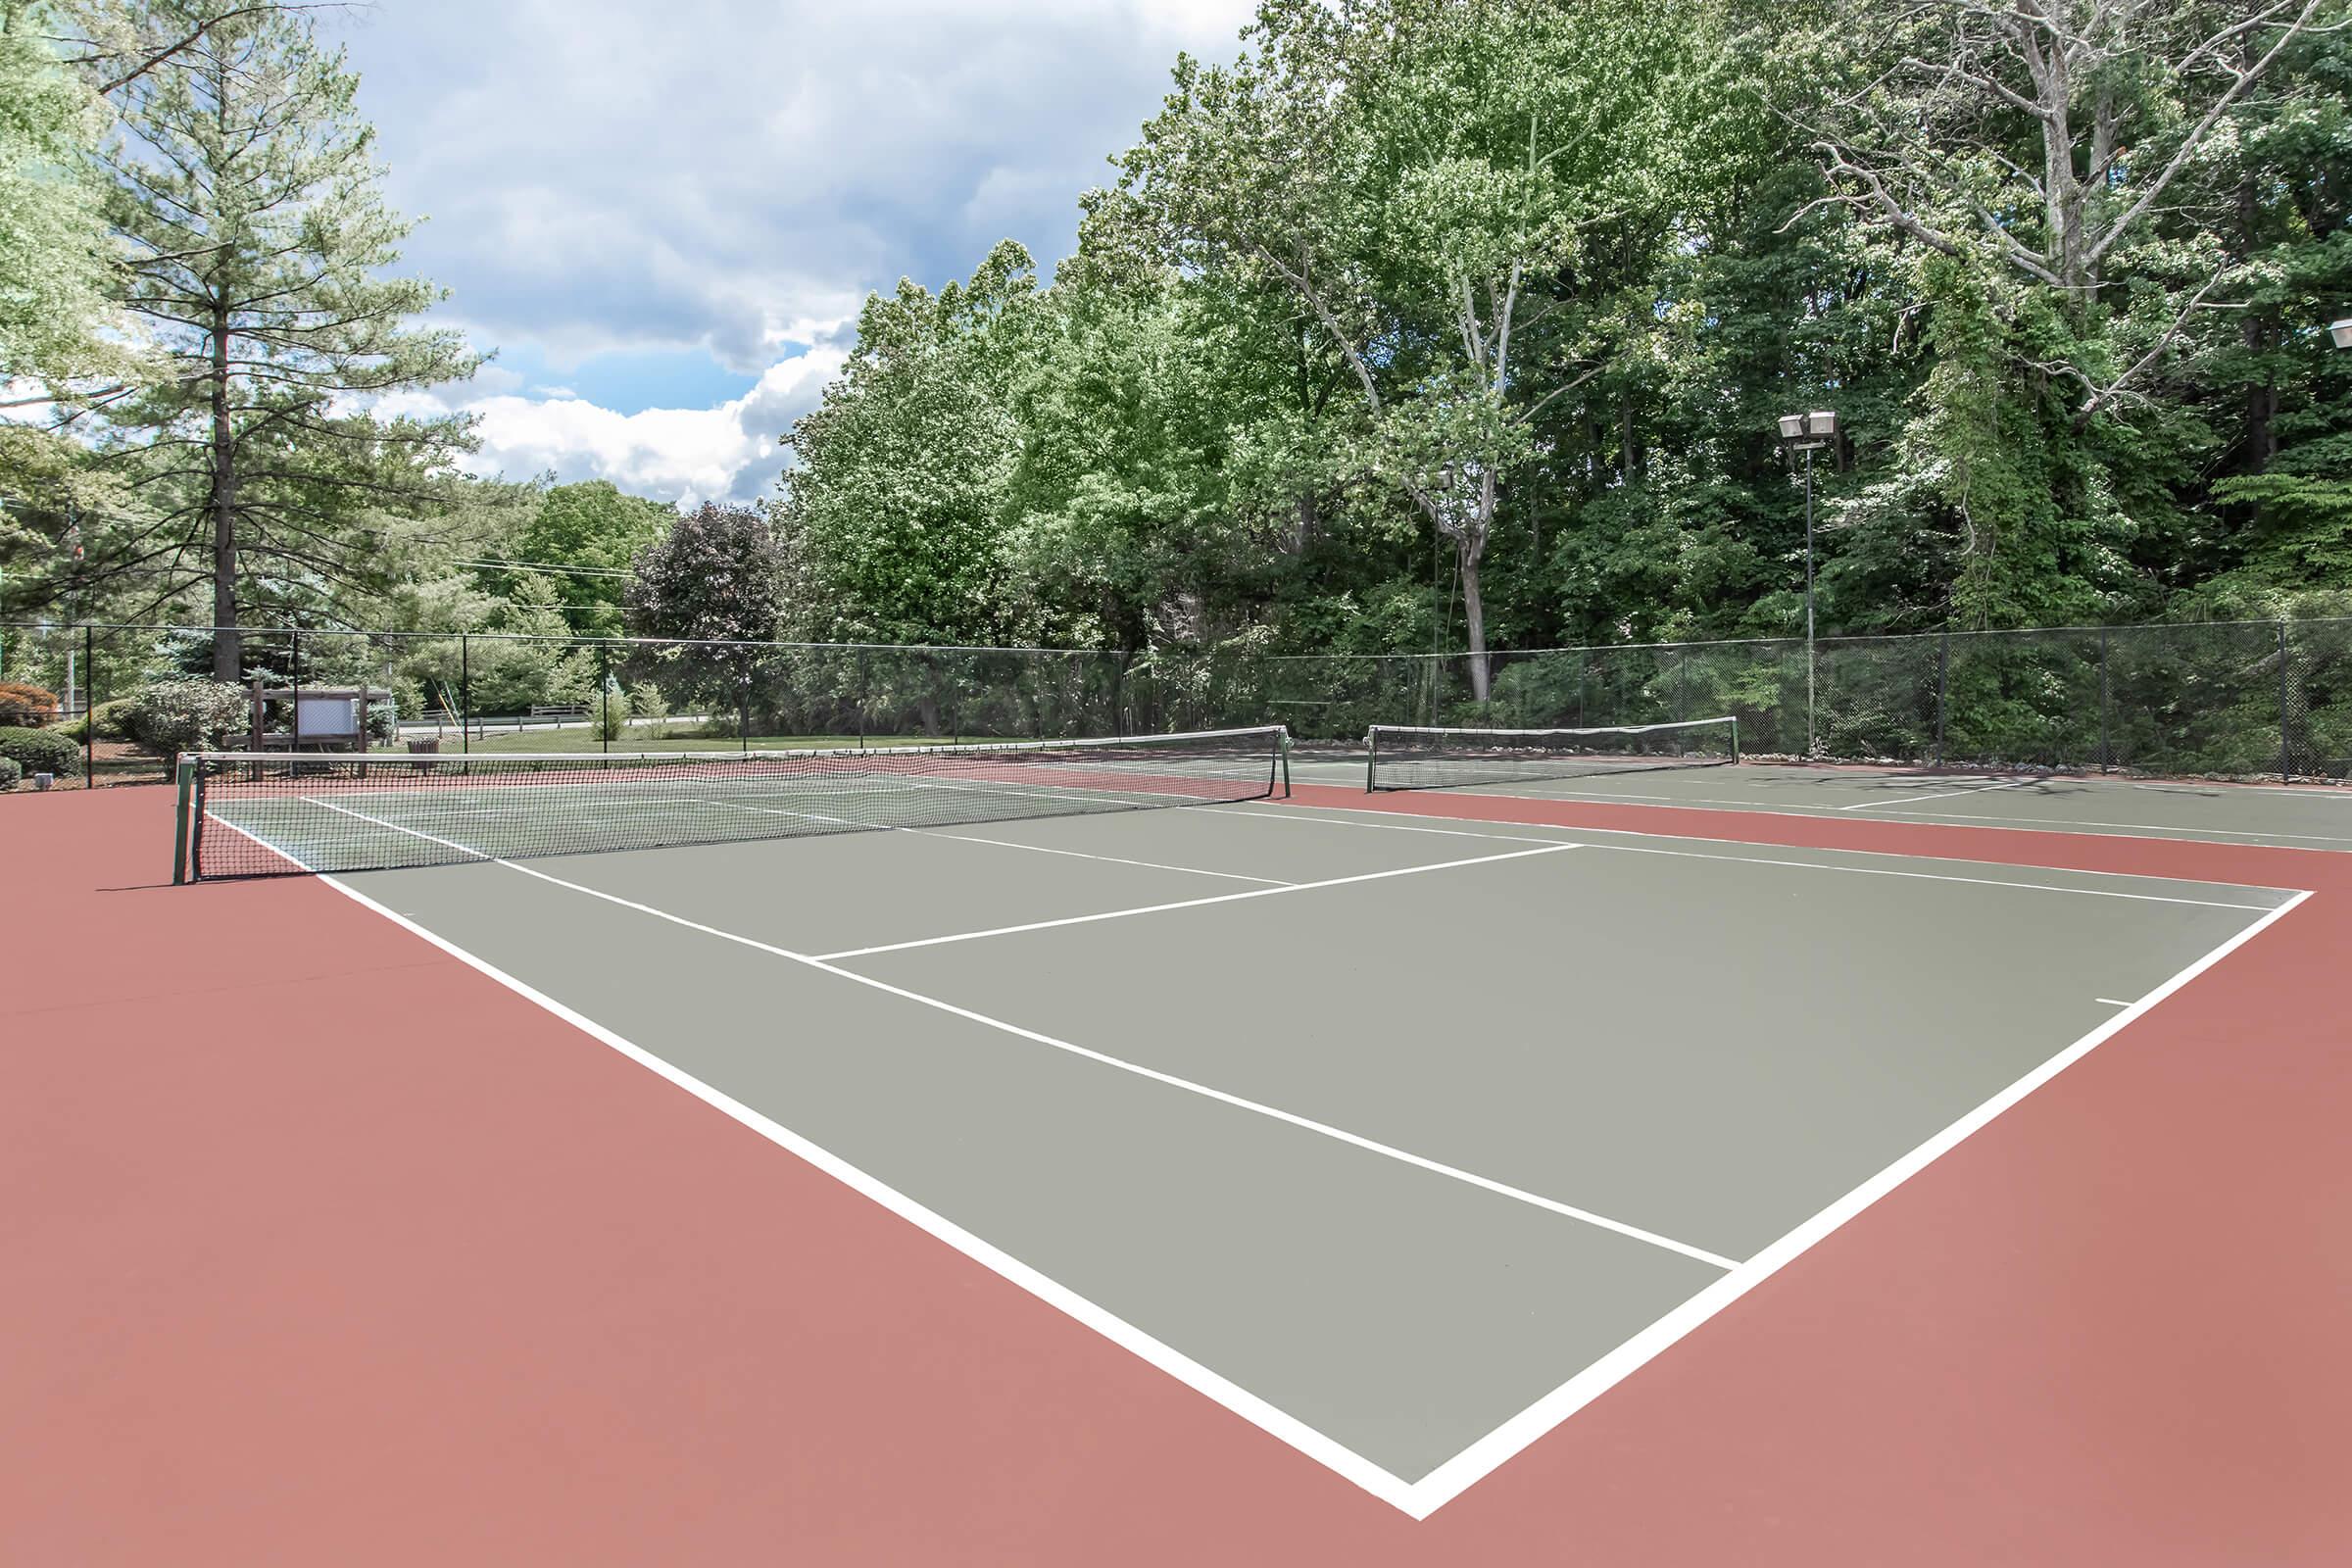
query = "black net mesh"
xmin=181 ymin=725 xmax=1290 ymax=878
xmin=2286 ymin=619 xmax=2352 ymax=781
xmin=1366 ymin=716 xmax=1738 ymax=792
xmin=2101 ymin=621 xmax=2284 ymax=779
xmin=1812 ymin=636 xmax=1943 ymax=762
xmin=1260 ymin=656 xmax=1385 ymax=746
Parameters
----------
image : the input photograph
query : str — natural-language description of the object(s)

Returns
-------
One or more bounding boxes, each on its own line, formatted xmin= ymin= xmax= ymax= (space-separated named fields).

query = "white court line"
xmin=2132 ymin=782 xmax=2351 ymax=800
xmin=1207 ymin=804 xmax=2295 ymax=908
xmin=1581 ymin=840 xmax=2276 ymax=910
xmin=611 ymin=794 xmax=1294 ymax=886
xmin=1322 ymin=781 xmax=2352 ymax=847
xmin=290 ymin=785 xmax=1294 ymax=888
xmin=1856 ymin=805 xmax=2352 ymax=844
xmin=1838 ymin=779 xmax=2032 ymax=811
xmin=810 ymin=843 xmax=1580 ymax=961
xmin=2096 ymin=997 xmax=2133 ymax=1006
xmin=1199 ymin=805 xmax=1564 ymax=846
xmin=916 ymin=830 xmax=1295 ymax=886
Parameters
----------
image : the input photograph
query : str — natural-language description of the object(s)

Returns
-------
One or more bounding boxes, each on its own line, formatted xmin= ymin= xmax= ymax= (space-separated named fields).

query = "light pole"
xmin=1777 ymin=410 xmax=1838 ymax=757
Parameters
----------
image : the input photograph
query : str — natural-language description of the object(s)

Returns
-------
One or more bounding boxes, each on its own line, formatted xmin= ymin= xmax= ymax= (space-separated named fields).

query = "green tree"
xmin=781 ymin=241 xmax=1041 ymax=645
xmin=483 ymin=478 xmax=674 ymax=637
xmin=625 ymin=500 xmax=785 ymax=732
xmin=0 ymin=2 xmax=121 ymax=397
xmin=1005 ymin=247 xmax=1373 ymax=653
xmin=1783 ymin=0 xmax=2340 ymax=626
xmin=65 ymin=1 xmax=481 ymax=672
xmin=1109 ymin=0 xmax=1690 ymax=696
xmin=0 ymin=0 xmax=149 ymax=569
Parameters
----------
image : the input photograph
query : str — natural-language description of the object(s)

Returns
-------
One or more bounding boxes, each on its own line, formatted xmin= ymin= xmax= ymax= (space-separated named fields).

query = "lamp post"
xmin=1777 ymin=409 xmax=1838 ymax=757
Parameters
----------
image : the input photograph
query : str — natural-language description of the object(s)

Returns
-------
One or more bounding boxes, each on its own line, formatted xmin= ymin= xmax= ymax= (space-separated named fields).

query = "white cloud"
xmin=338 ymin=0 xmax=1253 ymax=499
xmin=387 ymin=350 xmax=847 ymax=505
xmin=349 ymin=0 xmax=1253 ymax=364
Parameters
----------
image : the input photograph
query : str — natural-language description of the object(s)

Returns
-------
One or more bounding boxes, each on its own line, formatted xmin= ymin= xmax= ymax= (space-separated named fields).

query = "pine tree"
xmin=83 ymin=0 xmax=480 ymax=674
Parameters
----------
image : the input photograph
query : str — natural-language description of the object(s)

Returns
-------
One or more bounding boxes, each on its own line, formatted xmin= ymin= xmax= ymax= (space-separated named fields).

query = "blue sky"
xmin=348 ymin=0 xmax=1256 ymax=505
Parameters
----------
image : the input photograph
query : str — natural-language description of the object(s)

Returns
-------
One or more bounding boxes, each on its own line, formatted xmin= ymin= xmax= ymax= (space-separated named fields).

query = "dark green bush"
xmin=0 ymin=757 xmax=20 ymax=790
xmin=118 ymin=678 xmax=247 ymax=755
xmin=57 ymin=697 xmax=135 ymax=745
xmin=0 ymin=726 xmax=82 ymax=777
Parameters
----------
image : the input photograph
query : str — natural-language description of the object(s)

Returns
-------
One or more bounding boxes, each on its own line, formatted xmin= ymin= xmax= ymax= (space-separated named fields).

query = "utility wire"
xmin=454 ymin=558 xmax=633 ymax=579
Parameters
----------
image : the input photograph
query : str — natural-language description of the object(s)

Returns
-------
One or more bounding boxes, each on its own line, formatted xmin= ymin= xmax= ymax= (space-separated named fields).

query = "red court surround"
xmin=4 ymin=784 xmax=2347 ymax=1565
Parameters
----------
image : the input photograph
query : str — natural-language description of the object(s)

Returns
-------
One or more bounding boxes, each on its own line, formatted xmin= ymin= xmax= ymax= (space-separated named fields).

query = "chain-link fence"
xmin=5 ymin=616 xmax=2349 ymax=785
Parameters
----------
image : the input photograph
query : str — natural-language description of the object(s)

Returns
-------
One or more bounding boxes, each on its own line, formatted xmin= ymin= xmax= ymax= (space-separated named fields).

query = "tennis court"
xmin=162 ymin=728 xmax=2312 ymax=1505
xmin=9 ymin=725 xmax=2349 ymax=1565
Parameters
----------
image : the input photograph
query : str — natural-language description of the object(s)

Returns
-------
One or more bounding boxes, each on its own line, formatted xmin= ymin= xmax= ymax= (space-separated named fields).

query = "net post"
xmin=1364 ymin=728 xmax=1377 ymax=792
xmin=1934 ymin=629 xmax=1950 ymax=766
xmin=1278 ymin=730 xmax=1292 ymax=798
xmin=172 ymin=754 xmax=195 ymax=883
xmin=2279 ymin=619 xmax=2291 ymax=785
xmin=2097 ymin=627 xmax=2111 ymax=773
xmin=1730 ymin=714 xmax=1740 ymax=765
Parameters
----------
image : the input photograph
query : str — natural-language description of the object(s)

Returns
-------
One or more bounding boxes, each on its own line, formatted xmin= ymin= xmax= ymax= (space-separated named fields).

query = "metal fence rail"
xmin=5 ymin=617 xmax=2348 ymax=784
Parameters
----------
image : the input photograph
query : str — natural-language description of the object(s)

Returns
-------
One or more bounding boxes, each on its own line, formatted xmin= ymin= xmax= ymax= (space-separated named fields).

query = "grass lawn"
xmin=385 ymin=728 xmax=992 ymax=756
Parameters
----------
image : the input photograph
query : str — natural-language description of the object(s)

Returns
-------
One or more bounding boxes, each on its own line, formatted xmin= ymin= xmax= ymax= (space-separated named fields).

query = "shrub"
xmin=117 ymin=678 xmax=249 ymax=756
xmin=62 ymin=699 xmax=119 ymax=744
xmin=0 ymin=726 xmax=82 ymax=777
xmin=0 ymin=757 xmax=20 ymax=790
xmin=0 ymin=682 xmax=61 ymax=726
xmin=626 ymin=681 xmax=668 ymax=740
xmin=56 ymin=697 xmax=133 ymax=745
xmin=595 ymin=683 xmax=631 ymax=742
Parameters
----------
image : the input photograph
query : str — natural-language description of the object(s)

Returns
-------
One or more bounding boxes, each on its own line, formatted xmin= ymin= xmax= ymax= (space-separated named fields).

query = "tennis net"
xmin=1364 ymin=717 xmax=1738 ymax=792
xmin=175 ymin=726 xmax=1290 ymax=880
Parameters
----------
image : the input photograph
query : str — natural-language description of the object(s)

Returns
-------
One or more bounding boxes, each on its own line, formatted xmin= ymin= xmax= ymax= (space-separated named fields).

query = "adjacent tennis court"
xmin=1297 ymin=722 xmax=2352 ymax=852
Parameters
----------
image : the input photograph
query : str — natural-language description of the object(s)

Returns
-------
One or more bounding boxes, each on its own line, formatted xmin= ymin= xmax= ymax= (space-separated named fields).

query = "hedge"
xmin=0 ymin=726 xmax=83 ymax=777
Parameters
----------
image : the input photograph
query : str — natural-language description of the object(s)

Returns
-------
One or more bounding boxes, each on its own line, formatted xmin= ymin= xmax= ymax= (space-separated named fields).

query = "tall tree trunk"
xmin=2239 ymin=179 xmax=2277 ymax=480
xmin=209 ymin=292 xmax=238 ymax=680
xmin=1459 ymin=468 xmax=1501 ymax=703
xmin=1459 ymin=544 xmax=1489 ymax=703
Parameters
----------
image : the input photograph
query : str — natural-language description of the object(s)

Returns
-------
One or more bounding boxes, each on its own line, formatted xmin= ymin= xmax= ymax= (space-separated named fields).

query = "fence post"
xmin=289 ymin=628 xmax=302 ymax=751
xmin=460 ymin=634 xmax=469 ymax=753
xmin=83 ymin=623 xmax=94 ymax=783
xmin=599 ymin=643 xmax=611 ymax=755
xmin=2279 ymin=620 xmax=2292 ymax=785
xmin=2098 ymin=627 xmax=2111 ymax=774
xmin=1933 ymin=630 xmax=1950 ymax=766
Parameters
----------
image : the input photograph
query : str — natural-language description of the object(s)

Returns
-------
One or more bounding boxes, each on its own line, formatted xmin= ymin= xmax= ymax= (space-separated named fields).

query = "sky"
xmin=345 ymin=0 xmax=1258 ymax=507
